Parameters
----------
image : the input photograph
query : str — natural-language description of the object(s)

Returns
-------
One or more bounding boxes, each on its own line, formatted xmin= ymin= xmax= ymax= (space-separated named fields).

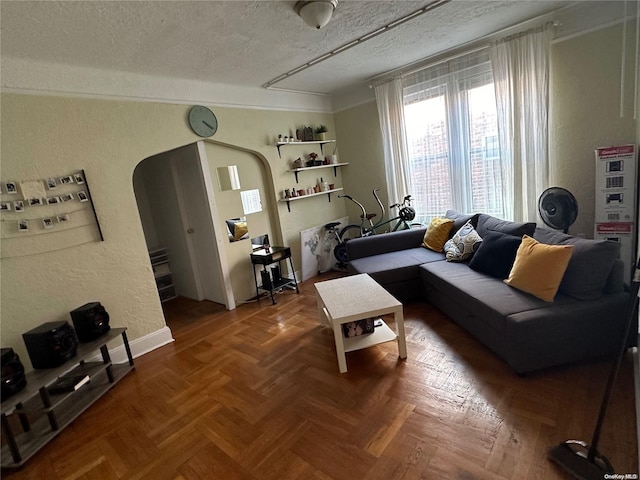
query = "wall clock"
xmin=188 ymin=106 xmax=218 ymax=137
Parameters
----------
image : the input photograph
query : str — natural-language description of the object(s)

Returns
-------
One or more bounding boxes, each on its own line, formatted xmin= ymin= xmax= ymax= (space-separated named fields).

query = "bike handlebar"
xmin=390 ymin=195 xmax=412 ymax=209
xmin=341 ymin=189 xmax=414 ymax=226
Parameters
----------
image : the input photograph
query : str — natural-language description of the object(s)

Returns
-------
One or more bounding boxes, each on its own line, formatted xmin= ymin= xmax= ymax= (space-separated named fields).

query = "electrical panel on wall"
xmin=594 ymin=144 xmax=637 ymax=283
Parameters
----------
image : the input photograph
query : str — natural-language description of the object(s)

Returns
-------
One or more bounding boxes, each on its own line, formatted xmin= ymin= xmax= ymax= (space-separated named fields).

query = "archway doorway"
xmin=133 ymin=143 xmax=232 ymax=309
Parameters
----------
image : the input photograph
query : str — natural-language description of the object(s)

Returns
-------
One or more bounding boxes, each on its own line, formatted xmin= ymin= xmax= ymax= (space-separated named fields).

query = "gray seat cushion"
xmin=420 ymin=260 xmax=574 ymax=333
xmin=349 ymin=247 xmax=444 ymax=284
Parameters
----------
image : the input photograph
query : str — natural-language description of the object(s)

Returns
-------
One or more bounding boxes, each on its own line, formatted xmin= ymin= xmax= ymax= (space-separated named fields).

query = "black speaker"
xmin=22 ymin=321 xmax=78 ymax=369
xmin=261 ymin=270 xmax=272 ymax=289
xmin=1 ymin=348 xmax=26 ymax=399
xmin=70 ymin=302 xmax=110 ymax=343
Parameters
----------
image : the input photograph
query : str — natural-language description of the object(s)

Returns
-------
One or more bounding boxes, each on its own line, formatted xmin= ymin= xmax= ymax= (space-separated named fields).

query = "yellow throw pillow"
xmin=233 ymin=221 xmax=248 ymax=241
xmin=422 ymin=217 xmax=454 ymax=252
xmin=504 ymin=235 xmax=573 ymax=302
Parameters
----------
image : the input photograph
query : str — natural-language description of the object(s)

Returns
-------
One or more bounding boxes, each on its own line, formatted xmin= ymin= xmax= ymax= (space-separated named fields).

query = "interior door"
xmin=170 ymin=146 xmax=226 ymax=305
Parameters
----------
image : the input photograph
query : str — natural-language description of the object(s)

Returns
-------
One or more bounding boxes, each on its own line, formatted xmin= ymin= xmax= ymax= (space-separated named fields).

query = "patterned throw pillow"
xmin=444 ymin=220 xmax=483 ymax=262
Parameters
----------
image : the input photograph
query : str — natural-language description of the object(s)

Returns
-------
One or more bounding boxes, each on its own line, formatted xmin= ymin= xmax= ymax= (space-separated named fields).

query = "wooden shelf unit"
xmin=279 ymin=188 xmax=343 ymax=212
xmin=150 ymin=248 xmax=177 ymax=303
xmin=274 ymin=140 xmax=336 ymax=158
xmin=0 ymin=328 xmax=134 ymax=469
xmin=288 ymin=162 xmax=348 ymax=183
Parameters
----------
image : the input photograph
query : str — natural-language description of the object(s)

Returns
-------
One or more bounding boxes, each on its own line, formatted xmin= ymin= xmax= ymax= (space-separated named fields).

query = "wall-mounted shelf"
xmin=288 ymin=163 xmax=348 ymax=183
xmin=279 ymin=188 xmax=343 ymax=212
xmin=274 ymin=140 xmax=336 ymax=158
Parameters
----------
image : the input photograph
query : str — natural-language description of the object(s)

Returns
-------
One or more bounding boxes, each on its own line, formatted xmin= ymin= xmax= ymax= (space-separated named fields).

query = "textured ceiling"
xmin=1 ymin=0 xmax=574 ymax=97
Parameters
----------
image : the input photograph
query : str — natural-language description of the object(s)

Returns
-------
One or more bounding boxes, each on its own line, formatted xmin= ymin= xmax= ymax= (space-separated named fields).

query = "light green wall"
xmin=202 ymin=142 xmax=275 ymax=302
xmin=550 ymin=22 xmax=637 ymax=237
xmin=0 ymin=93 xmax=342 ymax=368
xmin=335 ymin=101 xmax=388 ymax=223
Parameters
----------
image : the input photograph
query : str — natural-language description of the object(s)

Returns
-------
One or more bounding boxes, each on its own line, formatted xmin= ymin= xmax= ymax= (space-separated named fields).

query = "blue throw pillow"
xmin=469 ymin=230 xmax=522 ymax=279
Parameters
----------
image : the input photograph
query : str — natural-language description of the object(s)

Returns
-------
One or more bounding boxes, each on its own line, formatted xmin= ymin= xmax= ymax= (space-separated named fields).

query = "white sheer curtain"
xmin=374 ymin=78 xmax=411 ymax=206
xmin=490 ymin=24 xmax=553 ymax=222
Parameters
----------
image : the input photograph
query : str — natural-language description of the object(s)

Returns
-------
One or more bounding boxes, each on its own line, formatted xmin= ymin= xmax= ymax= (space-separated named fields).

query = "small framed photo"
xmin=77 ymin=191 xmax=89 ymax=202
xmin=60 ymin=193 xmax=74 ymax=202
xmin=0 ymin=202 xmax=11 ymax=212
xmin=42 ymin=217 xmax=54 ymax=229
xmin=18 ymin=220 xmax=29 ymax=232
xmin=28 ymin=197 xmax=43 ymax=207
xmin=14 ymin=200 xmax=24 ymax=212
xmin=59 ymin=175 xmax=74 ymax=185
xmin=5 ymin=182 xmax=18 ymax=194
xmin=57 ymin=213 xmax=70 ymax=223
xmin=73 ymin=172 xmax=85 ymax=185
xmin=46 ymin=196 xmax=61 ymax=205
xmin=46 ymin=178 xmax=57 ymax=190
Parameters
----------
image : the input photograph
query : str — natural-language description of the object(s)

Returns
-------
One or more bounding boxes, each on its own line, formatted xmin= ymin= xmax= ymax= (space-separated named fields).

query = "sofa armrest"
xmin=346 ymin=227 xmax=427 ymax=261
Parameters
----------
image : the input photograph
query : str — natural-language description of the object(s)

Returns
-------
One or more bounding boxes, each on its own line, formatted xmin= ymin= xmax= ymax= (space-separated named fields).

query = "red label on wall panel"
xmin=595 ymin=222 xmax=633 ymax=233
xmin=596 ymin=145 xmax=635 ymax=158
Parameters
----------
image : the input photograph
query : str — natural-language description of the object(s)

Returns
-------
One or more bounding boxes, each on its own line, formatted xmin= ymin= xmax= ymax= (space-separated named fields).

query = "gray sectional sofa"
xmin=346 ymin=211 xmax=633 ymax=374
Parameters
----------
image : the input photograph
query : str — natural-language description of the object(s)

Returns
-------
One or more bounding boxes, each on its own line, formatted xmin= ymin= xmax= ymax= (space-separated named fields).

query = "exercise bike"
xmin=324 ymin=189 xmax=419 ymax=267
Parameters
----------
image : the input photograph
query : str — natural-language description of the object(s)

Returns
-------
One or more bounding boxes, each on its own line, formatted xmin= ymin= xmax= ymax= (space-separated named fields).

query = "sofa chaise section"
xmin=420 ymin=260 xmax=630 ymax=374
xmin=347 ymin=227 xmax=443 ymax=301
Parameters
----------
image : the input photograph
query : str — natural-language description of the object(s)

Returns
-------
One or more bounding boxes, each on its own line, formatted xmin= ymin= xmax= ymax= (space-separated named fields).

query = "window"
xmin=403 ymin=49 xmax=504 ymax=225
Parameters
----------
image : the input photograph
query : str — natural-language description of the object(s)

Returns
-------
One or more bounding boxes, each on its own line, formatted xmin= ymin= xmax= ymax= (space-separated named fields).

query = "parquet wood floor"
xmin=4 ymin=272 xmax=638 ymax=479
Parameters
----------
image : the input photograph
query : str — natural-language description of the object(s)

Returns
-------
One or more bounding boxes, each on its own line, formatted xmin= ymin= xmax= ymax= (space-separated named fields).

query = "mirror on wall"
xmin=225 ymin=217 xmax=249 ymax=242
xmin=251 ymin=234 xmax=269 ymax=251
xmin=217 ymin=165 xmax=241 ymax=191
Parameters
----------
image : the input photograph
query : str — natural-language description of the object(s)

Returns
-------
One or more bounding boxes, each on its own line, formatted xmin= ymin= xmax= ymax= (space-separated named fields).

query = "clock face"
xmin=188 ymin=106 xmax=218 ymax=137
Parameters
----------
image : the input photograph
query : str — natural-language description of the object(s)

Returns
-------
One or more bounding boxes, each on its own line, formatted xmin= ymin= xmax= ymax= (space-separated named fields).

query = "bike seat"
xmin=325 ymin=222 xmax=341 ymax=229
xmin=360 ymin=213 xmax=377 ymax=221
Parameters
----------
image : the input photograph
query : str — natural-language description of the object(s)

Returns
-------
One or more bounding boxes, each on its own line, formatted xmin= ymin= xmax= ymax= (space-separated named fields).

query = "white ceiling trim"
xmin=1 ymin=57 xmax=334 ymax=113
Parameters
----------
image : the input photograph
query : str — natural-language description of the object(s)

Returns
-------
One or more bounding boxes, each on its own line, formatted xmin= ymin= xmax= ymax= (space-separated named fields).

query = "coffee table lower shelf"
xmin=342 ymin=319 xmax=397 ymax=353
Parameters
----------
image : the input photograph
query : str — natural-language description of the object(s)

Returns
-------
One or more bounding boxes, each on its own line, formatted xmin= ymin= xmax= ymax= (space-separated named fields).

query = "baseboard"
xmin=88 ymin=326 xmax=174 ymax=364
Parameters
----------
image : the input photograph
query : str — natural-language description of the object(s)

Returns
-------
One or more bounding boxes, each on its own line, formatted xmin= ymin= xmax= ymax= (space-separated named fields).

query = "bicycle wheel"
xmin=334 ymin=225 xmax=362 ymax=265
xmin=339 ymin=224 xmax=363 ymax=242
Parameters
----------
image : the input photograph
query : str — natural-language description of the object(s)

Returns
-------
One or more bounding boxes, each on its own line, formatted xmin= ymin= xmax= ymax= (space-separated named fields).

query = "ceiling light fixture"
xmin=295 ymin=0 xmax=338 ymax=29
xmin=266 ymin=0 xmax=451 ymax=91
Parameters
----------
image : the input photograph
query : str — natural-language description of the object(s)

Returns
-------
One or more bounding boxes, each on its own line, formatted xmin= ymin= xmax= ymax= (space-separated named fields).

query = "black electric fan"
xmin=538 ymin=187 xmax=578 ymax=234
xmin=548 ymin=257 xmax=640 ymax=479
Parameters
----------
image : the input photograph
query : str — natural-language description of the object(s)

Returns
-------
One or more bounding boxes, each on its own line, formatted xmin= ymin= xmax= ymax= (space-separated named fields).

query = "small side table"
xmin=250 ymin=246 xmax=299 ymax=304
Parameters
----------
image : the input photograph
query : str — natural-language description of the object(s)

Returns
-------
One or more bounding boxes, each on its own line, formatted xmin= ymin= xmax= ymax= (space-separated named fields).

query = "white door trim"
xmin=196 ymin=141 xmax=236 ymax=310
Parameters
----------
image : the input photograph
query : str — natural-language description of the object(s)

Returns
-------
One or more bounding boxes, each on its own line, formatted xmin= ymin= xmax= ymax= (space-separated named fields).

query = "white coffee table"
xmin=315 ymin=274 xmax=407 ymax=373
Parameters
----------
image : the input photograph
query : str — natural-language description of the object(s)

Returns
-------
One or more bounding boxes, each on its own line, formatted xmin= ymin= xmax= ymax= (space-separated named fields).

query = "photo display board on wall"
xmin=0 ymin=169 xmax=104 ymax=258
